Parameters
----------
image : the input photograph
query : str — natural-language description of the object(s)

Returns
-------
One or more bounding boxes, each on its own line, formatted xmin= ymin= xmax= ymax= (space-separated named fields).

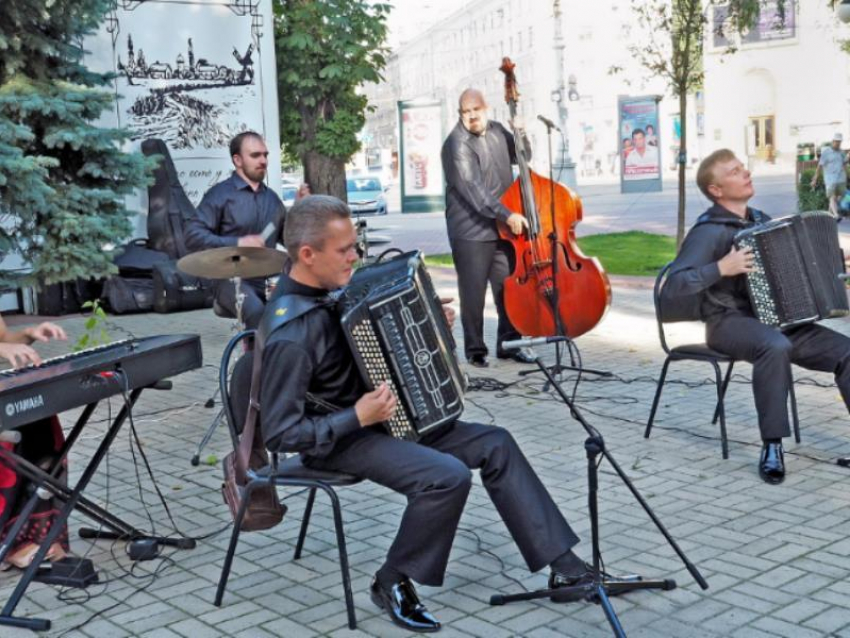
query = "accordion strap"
xmin=235 ymin=333 xmax=265 ymax=485
xmin=236 ymin=290 xmax=339 ymax=482
xmin=257 ymin=292 xmax=337 ymax=349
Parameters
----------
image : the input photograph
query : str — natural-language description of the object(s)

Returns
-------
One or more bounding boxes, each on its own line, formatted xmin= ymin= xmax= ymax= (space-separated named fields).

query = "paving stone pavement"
xmin=1 ymin=269 xmax=850 ymax=638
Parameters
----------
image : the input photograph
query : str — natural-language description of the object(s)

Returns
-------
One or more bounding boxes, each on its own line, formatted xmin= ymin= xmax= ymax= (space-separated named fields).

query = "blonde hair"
xmin=696 ymin=149 xmax=737 ymax=201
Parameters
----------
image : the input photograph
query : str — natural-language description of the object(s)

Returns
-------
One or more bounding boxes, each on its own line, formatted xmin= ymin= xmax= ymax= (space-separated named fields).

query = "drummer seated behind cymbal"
xmin=256 ymin=194 xmax=598 ymax=633
xmin=184 ymin=131 xmax=308 ymax=328
xmin=662 ymin=149 xmax=850 ymax=485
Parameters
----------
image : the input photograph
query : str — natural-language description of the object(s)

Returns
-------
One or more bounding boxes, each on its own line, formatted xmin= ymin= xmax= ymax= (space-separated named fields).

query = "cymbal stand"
xmin=354 ymin=217 xmax=371 ymax=264
xmin=490 ymin=351 xmax=707 ymax=634
xmin=191 ymin=273 xmax=246 ymax=465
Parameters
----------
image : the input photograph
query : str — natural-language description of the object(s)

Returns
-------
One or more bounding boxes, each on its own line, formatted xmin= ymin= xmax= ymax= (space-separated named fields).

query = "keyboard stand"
xmin=0 ymin=388 xmax=195 ymax=631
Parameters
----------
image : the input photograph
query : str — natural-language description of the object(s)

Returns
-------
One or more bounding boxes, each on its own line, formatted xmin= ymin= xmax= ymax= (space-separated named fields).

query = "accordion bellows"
xmin=340 ymin=251 xmax=466 ymax=440
xmin=734 ymin=211 xmax=849 ymax=329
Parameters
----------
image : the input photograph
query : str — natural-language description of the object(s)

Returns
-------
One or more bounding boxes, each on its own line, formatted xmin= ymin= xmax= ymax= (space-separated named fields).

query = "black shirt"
xmin=259 ymin=275 xmax=366 ymax=458
xmin=664 ymin=203 xmax=768 ymax=321
xmin=185 ymin=172 xmax=285 ymax=251
xmin=441 ymin=120 xmax=520 ymax=242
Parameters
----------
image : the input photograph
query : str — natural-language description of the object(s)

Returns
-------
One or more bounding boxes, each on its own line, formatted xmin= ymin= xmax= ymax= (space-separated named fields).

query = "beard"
xmin=243 ymin=165 xmax=267 ymax=183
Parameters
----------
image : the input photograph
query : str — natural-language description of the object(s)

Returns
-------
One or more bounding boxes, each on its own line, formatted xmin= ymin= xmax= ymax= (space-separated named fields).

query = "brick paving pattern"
xmin=1 ymin=266 xmax=849 ymax=637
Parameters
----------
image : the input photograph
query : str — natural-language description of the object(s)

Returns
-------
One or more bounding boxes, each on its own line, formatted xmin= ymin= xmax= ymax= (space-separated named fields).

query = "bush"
xmin=797 ymin=168 xmax=830 ymax=212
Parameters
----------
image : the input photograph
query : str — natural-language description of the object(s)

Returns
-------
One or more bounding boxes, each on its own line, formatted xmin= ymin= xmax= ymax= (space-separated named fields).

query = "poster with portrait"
xmin=85 ymin=0 xmax=281 ymax=235
xmin=398 ymin=100 xmax=444 ymax=213
xmin=619 ymin=95 xmax=662 ymax=193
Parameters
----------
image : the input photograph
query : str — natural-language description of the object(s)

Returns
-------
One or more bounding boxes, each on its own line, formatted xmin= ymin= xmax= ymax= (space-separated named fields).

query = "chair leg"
xmin=191 ymin=406 xmax=226 ymax=466
xmin=789 ymin=383 xmax=801 ymax=444
xmin=712 ymin=361 xmax=735 ymax=425
xmin=293 ymin=487 xmax=317 ymax=560
xmin=318 ymin=484 xmax=356 ymax=630
xmin=215 ymin=482 xmax=255 ymax=606
xmin=711 ymin=361 xmax=729 ymax=460
xmin=645 ymin=357 xmax=672 ymax=439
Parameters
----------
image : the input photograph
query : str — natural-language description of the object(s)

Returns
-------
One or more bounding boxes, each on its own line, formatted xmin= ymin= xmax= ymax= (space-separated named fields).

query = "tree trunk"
xmin=302 ymin=150 xmax=347 ymax=201
xmin=677 ymin=90 xmax=688 ymax=250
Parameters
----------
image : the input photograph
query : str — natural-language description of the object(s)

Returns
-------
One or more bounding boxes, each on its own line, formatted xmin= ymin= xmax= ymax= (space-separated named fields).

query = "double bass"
xmin=498 ymin=58 xmax=611 ymax=338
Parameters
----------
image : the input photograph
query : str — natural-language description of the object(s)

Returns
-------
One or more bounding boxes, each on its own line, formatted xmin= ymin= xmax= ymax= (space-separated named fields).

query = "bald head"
xmin=458 ymin=88 xmax=486 ymax=109
xmin=458 ymin=88 xmax=489 ymax=135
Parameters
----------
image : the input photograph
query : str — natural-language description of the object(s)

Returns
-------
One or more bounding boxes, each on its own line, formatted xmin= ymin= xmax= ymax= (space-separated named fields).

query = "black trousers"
xmin=707 ymin=314 xmax=850 ymax=440
xmin=303 ymin=420 xmax=579 ymax=586
xmin=450 ymin=238 xmax=520 ymax=359
xmin=214 ymin=278 xmax=266 ymax=329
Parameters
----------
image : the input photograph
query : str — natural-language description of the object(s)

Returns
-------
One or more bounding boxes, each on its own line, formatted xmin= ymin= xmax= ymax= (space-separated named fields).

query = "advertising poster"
xmin=398 ymin=100 xmax=444 ymax=213
xmin=619 ymin=95 xmax=662 ymax=194
xmin=713 ymin=1 xmax=795 ymax=48
xmin=85 ymin=0 xmax=281 ymax=234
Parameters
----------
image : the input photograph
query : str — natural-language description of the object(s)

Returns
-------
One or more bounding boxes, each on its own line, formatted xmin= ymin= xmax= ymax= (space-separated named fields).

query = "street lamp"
xmin=552 ymin=0 xmax=576 ymax=188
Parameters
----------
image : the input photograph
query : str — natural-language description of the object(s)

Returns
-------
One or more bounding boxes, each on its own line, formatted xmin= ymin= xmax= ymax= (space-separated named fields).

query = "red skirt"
xmin=0 ymin=417 xmax=69 ymax=567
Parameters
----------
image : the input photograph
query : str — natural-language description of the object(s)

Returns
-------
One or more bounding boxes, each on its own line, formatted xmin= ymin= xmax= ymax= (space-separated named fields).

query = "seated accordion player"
xmin=734 ymin=210 xmax=849 ymax=329
xmin=339 ymin=251 xmax=466 ymax=440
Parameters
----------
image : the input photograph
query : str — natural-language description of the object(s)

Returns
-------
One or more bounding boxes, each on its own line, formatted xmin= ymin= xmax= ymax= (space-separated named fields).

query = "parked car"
xmin=346 ymin=176 xmax=388 ymax=215
xmin=281 ymin=182 xmax=299 ymax=209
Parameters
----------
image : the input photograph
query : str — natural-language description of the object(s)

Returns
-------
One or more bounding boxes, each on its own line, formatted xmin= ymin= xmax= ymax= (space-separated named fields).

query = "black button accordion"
xmin=734 ymin=211 xmax=849 ymax=329
xmin=340 ymin=251 xmax=466 ymax=440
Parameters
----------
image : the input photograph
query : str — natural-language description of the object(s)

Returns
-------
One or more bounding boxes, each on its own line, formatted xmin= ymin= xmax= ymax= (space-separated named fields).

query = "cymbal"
xmin=177 ymin=246 xmax=288 ymax=280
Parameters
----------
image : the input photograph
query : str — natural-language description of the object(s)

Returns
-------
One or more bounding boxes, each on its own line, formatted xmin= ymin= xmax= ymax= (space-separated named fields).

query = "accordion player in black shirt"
xmin=663 ymin=149 xmax=850 ymax=484
xmin=248 ymin=195 xmax=596 ymax=633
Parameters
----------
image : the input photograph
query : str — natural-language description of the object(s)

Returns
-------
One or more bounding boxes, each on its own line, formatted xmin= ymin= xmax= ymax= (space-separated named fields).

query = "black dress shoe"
xmin=549 ymin=563 xmax=630 ymax=603
xmin=548 ymin=565 xmax=597 ymax=603
xmin=759 ymin=442 xmax=785 ymax=484
xmin=467 ymin=354 xmax=489 ymax=368
xmin=370 ymin=576 xmax=441 ymax=633
xmin=496 ymin=347 xmax=536 ymax=364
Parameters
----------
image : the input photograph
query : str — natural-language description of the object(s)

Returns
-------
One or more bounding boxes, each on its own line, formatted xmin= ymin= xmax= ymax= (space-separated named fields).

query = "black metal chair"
xmin=645 ymin=262 xmax=799 ymax=459
xmin=213 ymin=330 xmax=362 ymax=629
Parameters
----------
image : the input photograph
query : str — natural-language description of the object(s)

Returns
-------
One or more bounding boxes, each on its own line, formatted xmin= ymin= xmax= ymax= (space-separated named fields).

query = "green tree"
xmin=0 ymin=1 xmax=153 ymax=287
xmin=274 ymin=0 xmax=390 ymax=199
xmin=619 ymin=0 xmax=799 ymax=248
xmin=620 ymin=0 xmax=705 ymax=249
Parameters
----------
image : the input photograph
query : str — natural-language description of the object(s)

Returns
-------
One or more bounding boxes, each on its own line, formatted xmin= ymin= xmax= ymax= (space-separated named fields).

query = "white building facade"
xmin=703 ymin=0 xmax=850 ymax=173
xmin=364 ymin=0 xmax=706 ymax=186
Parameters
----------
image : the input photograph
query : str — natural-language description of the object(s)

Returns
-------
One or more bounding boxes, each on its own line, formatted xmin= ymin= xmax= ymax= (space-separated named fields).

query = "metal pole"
xmin=553 ymin=0 xmax=576 ymax=188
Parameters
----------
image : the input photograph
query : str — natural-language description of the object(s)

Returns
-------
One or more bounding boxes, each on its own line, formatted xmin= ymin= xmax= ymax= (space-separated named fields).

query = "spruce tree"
xmin=0 ymin=1 xmax=153 ymax=287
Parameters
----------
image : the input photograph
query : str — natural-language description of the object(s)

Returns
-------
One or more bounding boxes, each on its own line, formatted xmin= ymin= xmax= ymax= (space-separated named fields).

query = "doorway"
xmin=749 ymin=115 xmax=776 ymax=162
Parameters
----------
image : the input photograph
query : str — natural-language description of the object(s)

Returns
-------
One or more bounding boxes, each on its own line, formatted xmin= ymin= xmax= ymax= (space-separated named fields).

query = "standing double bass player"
xmin=441 ymin=88 xmax=536 ymax=368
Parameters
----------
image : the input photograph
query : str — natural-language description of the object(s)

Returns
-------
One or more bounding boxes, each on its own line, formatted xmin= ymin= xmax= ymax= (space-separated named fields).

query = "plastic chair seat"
xmin=668 ymin=344 xmax=733 ymax=361
xmin=254 ymin=456 xmax=362 ymax=485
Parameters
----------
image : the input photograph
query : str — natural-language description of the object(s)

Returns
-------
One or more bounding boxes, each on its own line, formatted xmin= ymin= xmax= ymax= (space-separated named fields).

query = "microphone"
xmin=537 ymin=115 xmax=561 ymax=132
xmin=500 ymin=336 xmax=569 ymax=351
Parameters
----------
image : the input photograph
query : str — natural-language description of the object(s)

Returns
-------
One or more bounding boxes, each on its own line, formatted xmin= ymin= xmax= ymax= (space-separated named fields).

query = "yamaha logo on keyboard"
xmin=4 ymin=395 xmax=45 ymax=418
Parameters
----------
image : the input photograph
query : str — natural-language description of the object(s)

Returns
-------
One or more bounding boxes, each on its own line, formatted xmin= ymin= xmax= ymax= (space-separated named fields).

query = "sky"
xmin=383 ymin=0 xmax=474 ymax=49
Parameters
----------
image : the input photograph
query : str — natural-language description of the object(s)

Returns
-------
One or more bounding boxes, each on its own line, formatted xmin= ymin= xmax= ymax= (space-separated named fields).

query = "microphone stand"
xmin=520 ymin=118 xmax=609 ymax=387
xmin=490 ymin=348 xmax=708 ymax=634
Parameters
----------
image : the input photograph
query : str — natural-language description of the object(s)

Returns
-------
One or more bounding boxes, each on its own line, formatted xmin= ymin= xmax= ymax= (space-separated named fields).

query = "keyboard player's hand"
xmin=23 ymin=322 xmax=67 ymax=343
xmin=0 ymin=343 xmax=42 ymax=369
